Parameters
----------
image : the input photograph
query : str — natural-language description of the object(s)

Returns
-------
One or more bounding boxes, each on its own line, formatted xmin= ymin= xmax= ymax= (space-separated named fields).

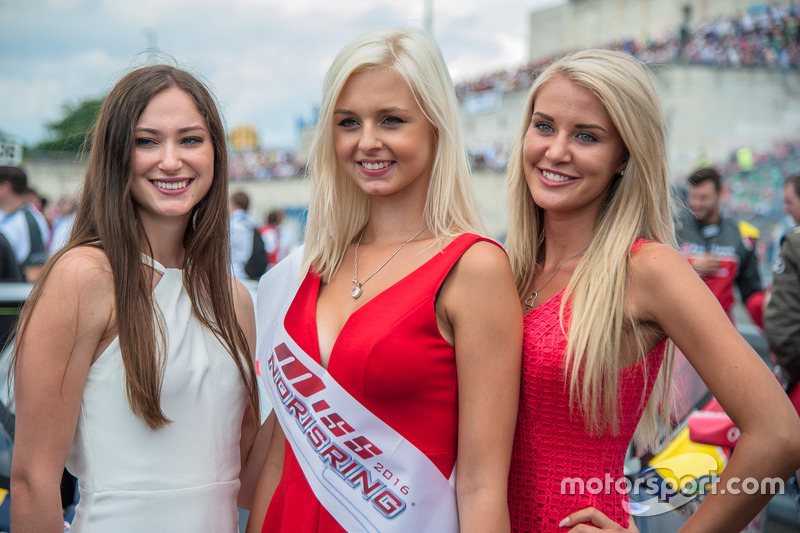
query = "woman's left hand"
xmin=560 ymin=507 xmax=639 ymax=532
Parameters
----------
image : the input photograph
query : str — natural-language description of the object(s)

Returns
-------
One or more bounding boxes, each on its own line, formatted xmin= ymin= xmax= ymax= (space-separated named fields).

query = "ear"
xmin=616 ymin=150 xmax=629 ymax=176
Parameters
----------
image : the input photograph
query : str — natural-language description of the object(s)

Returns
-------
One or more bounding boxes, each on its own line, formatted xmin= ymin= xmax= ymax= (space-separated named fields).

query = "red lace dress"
xmin=507 ymin=242 xmax=666 ymax=532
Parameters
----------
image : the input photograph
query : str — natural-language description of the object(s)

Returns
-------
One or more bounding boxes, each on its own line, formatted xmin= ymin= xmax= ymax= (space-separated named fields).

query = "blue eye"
xmin=135 ymin=137 xmax=155 ymax=147
xmin=383 ymin=116 xmax=405 ymax=126
xmin=534 ymin=122 xmax=554 ymax=133
xmin=181 ymin=136 xmax=203 ymax=146
xmin=337 ymin=118 xmax=359 ymax=128
xmin=577 ymin=132 xmax=598 ymax=143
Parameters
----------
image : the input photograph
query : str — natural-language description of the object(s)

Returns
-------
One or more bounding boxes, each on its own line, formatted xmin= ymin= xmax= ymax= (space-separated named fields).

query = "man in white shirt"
xmin=229 ymin=191 xmax=263 ymax=280
xmin=0 ymin=166 xmax=50 ymax=281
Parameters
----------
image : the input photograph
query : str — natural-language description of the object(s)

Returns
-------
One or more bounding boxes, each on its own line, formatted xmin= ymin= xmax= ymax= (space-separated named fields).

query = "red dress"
xmin=507 ymin=240 xmax=666 ymax=532
xmin=263 ymin=234 xmax=493 ymax=532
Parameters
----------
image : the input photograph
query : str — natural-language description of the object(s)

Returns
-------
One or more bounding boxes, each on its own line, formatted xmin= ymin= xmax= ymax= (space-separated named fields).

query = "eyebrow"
xmin=532 ymin=111 xmax=608 ymax=133
xmin=334 ymin=107 xmax=407 ymax=115
xmin=134 ymin=125 xmax=207 ymax=134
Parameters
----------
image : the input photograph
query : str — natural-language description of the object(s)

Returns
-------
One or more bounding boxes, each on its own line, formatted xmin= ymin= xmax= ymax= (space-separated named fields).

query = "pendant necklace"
xmin=524 ymin=246 xmax=588 ymax=308
xmin=351 ymin=225 xmax=429 ymax=299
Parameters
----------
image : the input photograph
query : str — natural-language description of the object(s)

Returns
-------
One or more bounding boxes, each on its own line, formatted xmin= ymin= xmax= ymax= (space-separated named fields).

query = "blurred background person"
xmin=765 ymin=172 xmax=800 ymax=411
xmin=0 ymin=166 xmax=49 ymax=282
xmin=259 ymin=210 xmax=281 ymax=270
xmin=676 ymin=167 xmax=765 ymax=328
xmin=48 ymin=194 xmax=78 ymax=256
xmin=230 ymin=190 xmax=266 ymax=281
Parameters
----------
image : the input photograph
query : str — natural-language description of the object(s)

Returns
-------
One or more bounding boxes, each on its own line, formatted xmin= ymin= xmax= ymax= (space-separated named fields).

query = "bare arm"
xmin=631 ymin=243 xmax=800 ymax=532
xmin=231 ymin=280 xmax=276 ymax=510
xmin=437 ymin=241 xmax=523 ymax=532
xmin=245 ymin=422 xmax=286 ymax=533
xmin=11 ymin=248 xmax=115 ymax=530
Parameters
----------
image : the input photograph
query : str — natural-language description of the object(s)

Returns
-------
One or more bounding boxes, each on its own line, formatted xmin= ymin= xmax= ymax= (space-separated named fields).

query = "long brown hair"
xmin=14 ymin=64 xmax=259 ymax=429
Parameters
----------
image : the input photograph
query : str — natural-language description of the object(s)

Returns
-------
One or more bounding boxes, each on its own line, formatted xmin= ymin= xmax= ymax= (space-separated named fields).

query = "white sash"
xmin=256 ymin=248 xmax=459 ymax=532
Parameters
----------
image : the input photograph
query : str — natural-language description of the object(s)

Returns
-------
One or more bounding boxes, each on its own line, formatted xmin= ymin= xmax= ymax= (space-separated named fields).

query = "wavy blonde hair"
xmin=505 ymin=49 xmax=676 ymax=446
xmin=302 ymin=27 xmax=484 ymax=280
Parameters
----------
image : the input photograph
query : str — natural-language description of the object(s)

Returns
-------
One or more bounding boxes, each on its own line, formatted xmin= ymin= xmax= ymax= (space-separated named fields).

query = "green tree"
xmin=33 ymin=97 xmax=104 ymax=154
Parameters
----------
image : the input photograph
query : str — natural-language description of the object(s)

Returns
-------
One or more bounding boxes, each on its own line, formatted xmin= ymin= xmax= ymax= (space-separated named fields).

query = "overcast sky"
xmin=0 ymin=0 xmax=564 ymax=150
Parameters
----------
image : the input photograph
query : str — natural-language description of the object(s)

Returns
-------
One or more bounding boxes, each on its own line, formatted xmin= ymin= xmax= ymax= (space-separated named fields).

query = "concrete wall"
xmin=529 ymin=0 xmax=761 ymax=64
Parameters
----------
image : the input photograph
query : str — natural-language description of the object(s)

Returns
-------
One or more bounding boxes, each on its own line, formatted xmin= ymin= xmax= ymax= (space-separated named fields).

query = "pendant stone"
xmin=351 ymin=285 xmax=363 ymax=299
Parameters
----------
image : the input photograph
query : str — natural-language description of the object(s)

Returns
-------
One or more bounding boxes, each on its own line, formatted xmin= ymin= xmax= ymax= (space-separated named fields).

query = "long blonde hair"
xmin=302 ymin=27 xmax=484 ymax=280
xmin=505 ymin=49 xmax=676 ymax=446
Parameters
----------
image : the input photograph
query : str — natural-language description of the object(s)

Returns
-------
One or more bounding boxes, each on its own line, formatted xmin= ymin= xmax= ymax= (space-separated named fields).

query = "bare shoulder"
xmin=449 ymin=239 xmax=510 ymax=280
xmin=231 ymin=277 xmax=255 ymax=312
xmin=628 ymin=241 xmax=692 ymax=284
xmin=439 ymin=238 xmax=516 ymax=316
xmin=627 ymin=241 xmax=705 ymax=323
xmin=25 ymin=245 xmax=115 ymax=344
xmin=46 ymin=245 xmax=114 ymax=299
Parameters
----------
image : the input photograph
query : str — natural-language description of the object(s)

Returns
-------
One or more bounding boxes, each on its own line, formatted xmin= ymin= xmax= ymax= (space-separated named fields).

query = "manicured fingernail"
xmin=559 ymin=517 xmax=570 ymax=527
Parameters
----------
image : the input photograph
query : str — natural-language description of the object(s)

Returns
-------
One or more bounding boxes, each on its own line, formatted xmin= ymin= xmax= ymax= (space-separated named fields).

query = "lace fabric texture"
xmin=508 ymin=286 xmax=665 ymax=532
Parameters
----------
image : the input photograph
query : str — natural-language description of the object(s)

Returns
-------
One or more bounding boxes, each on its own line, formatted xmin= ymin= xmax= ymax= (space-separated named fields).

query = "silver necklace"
xmin=351 ymin=225 xmax=429 ymax=299
xmin=524 ymin=246 xmax=588 ymax=308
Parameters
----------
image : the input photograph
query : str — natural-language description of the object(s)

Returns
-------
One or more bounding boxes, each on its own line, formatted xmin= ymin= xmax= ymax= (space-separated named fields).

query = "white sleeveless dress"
xmin=66 ymin=256 xmax=247 ymax=532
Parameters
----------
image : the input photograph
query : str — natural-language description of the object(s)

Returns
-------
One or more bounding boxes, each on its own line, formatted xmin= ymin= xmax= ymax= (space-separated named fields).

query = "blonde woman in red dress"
xmin=247 ymin=28 xmax=522 ymax=533
xmin=504 ymin=49 xmax=800 ymax=532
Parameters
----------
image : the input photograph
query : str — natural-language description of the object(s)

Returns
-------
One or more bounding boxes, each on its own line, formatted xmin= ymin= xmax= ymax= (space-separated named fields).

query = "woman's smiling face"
xmin=333 ymin=67 xmax=436 ymax=201
xmin=523 ymin=75 xmax=627 ymax=217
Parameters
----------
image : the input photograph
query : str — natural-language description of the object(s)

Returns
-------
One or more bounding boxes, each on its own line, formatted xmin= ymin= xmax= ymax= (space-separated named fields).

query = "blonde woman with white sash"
xmin=247 ymin=28 xmax=522 ymax=533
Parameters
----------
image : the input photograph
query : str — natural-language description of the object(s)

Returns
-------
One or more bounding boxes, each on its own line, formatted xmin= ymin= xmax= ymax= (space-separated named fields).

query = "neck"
xmin=360 ymin=200 xmax=428 ymax=245
xmin=699 ymin=211 xmax=721 ymax=226
xmin=540 ymin=212 xmax=594 ymax=267
xmin=1 ymin=196 xmax=26 ymax=214
xmin=139 ymin=216 xmax=189 ymax=268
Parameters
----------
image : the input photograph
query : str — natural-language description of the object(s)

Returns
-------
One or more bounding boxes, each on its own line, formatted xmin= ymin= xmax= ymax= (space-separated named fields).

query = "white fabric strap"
xmin=256 ymin=249 xmax=459 ymax=533
xmin=140 ymin=253 xmax=166 ymax=274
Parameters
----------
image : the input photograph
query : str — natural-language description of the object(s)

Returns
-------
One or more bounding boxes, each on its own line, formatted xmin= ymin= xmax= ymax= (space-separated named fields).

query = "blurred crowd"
xmin=670 ymin=137 xmax=800 ymax=274
xmin=228 ymin=148 xmax=304 ymax=181
xmin=456 ymin=3 xmax=800 ymax=104
xmin=225 ymin=4 xmax=800 ymax=180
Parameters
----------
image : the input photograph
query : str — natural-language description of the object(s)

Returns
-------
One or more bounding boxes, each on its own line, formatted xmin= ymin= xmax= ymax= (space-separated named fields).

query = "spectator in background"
xmin=259 ymin=210 xmax=280 ymax=269
xmin=765 ymin=172 xmax=800 ymax=410
xmin=0 ymin=233 xmax=20 ymax=281
xmin=275 ymin=209 xmax=297 ymax=262
xmin=676 ymin=167 xmax=765 ymax=327
xmin=0 ymin=166 xmax=50 ymax=282
xmin=229 ymin=190 xmax=258 ymax=280
xmin=782 ymin=171 xmax=800 ymax=233
xmin=49 ymin=194 xmax=78 ymax=256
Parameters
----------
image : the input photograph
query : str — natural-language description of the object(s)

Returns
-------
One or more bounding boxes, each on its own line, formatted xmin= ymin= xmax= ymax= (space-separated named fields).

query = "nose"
xmin=545 ymin=133 xmax=571 ymax=164
xmin=158 ymin=142 xmax=183 ymax=173
xmin=358 ymin=123 xmax=382 ymax=152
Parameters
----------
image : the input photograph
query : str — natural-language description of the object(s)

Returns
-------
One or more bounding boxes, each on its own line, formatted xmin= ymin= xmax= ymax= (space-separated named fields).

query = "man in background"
xmin=229 ymin=191 xmax=266 ymax=281
xmin=0 ymin=166 xmax=49 ymax=282
xmin=676 ymin=167 xmax=764 ymax=327
xmin=765 ymin=173 xmax=800 ymax=407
